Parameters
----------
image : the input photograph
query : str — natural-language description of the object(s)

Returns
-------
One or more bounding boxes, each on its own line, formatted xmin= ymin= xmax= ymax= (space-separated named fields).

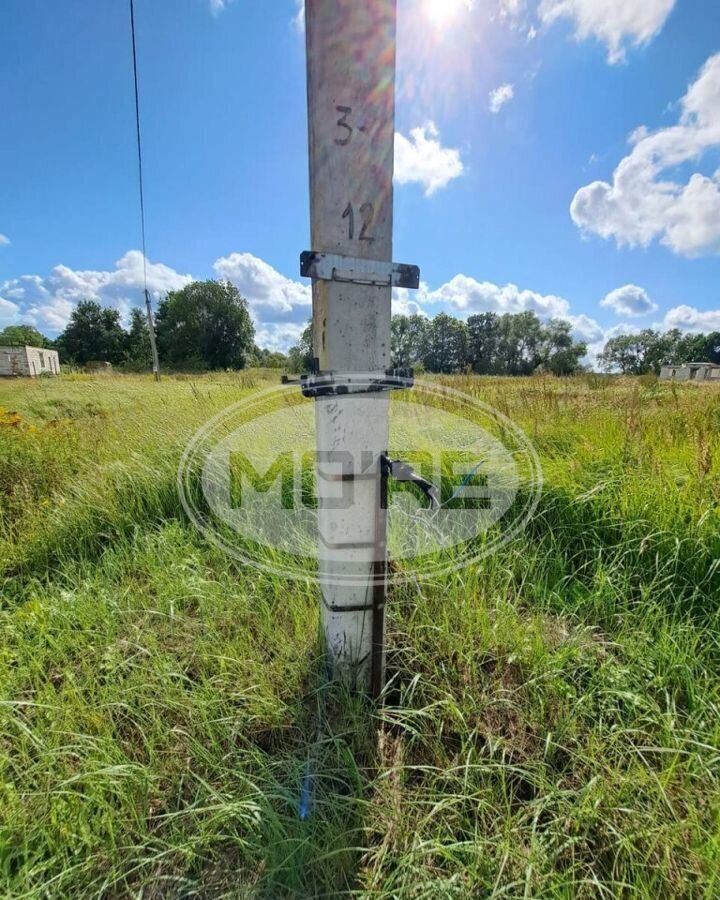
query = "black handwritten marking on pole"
xmin=334 ymin=106 xmax=353 ymax=146
xmin=342 ymin=203 xmax=354 ymax=240
xmin=359 ymin=202 xmax=375 ymax=242
xmin=342 ymin=202 xmax=376 ymax=242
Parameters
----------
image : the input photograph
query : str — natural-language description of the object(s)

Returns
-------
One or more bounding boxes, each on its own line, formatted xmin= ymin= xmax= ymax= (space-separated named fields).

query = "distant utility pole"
xmin=144 ymin=289 xmax=161 ymax=382
xmin=302 ymin=0 xmax=419 ymax=696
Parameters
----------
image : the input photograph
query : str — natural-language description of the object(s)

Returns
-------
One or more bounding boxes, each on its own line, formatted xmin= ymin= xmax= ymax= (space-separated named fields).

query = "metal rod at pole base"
xmin=371 ymin=453 xmax=389 ymax=700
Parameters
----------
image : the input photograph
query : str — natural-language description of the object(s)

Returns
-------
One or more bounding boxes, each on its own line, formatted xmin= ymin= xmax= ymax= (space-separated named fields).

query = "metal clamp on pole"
xmin=300 ymin=368 xmax=414 ymax=398
xmin=301 ymin=251 xmax=420 ymax=290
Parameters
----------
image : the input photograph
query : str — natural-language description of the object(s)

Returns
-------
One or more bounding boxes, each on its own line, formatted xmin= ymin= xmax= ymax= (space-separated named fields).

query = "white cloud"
xmin=662 ymin=305 xmax=720 ymax=333
xmin=604 ymin=322 xmax=645 ymax=339
xmin=539 ymin=0 xmax=675 ymax=64
xmin=394 ymin=123 xmax=464 ymax=196
xmin=254 ymin=321 xmax=307 ymax=353
xmin=209 ymin=0 xmax=232 ymax=14
xmin=0 ymin=233 xmax=10 ymax=247
xmin=495 ymin=0 xmax=535 ymax=35
xmin=600 ymin=284 xmax=657 ymax=317
xmin=489 ymin=83 xmax=515 ymax=113
xmin=628 ymin=125 xmax=649 ymax=145
xmin=0 ymin=251 xmax=191 ymax=333
xmin=28 ymin=299 xmax=76 ymax=332
xmin=498 ymin=0 xmax=523 ymax=19
xmin=418 ymin=275 xmax=570 ymax=318
xmin=293 ymin=0 xmax=305 ymax=31
xmin=561 ymin=313 xmax=604 ymax=342
xmin=0 ymin=297 xmax=20 ymax=326
xmin=392 ymin=286 xmax=429 ymax=318
xmin=571 ymin=53 xmax=720 ymax=257
xmin=213 ymin=252 xmax=310 ymax=313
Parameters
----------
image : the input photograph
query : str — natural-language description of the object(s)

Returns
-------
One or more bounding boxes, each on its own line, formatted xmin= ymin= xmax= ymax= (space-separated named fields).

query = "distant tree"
xmin=155 ymin=280 xmax=254 ymax=370
xmin=250 ymin=346 xmax=288 ymax=368
xmin=676 ymin=332 xmax=710 ymax=364
xmin=56 ymin=301 xmax=127 ymax=365
xmin=540 ymin=318 xmax=587 ymax=375
xmin=391 ymin=314 xmax=428 ymax=368
xmin=599 ymin=334 xmax=641 ymax=374
xmin=659 ymin=329 xmax=685 ymax=367
xmin=467 ymin=312 xmax=500 ymax=374
xmin=598 ymin=330 xmax=667 ymax=375
xmin=659 ymin=329 xmax=705 ymax=367
xmin=420 ymin=313 xmax=468 ymax=373
xmin=704 ymin=331 xmax=720 ymax=365
xmin=599 ymin=328 xmax=720 ymax=374
xmin=125 ymin=307 xmax=153 ymax=366
xmin=0 ymin=324 xmax=52 ymax=348
xmin=494 ymin=311 xmax=544 ymax=375
xmin=287 ymin=321 xmax=314 ymax=373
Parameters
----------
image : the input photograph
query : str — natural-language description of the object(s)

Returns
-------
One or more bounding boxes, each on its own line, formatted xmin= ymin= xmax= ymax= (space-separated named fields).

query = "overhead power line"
xmin=129 ymin=0 xmax=161 ymax=381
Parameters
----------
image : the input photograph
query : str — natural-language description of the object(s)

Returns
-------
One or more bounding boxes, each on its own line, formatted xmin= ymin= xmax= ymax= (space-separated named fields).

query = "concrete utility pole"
xmin=302 ymin=0 xmax=419 ymax=696
xmin=144 ymin=289 xmax=161 ymax=382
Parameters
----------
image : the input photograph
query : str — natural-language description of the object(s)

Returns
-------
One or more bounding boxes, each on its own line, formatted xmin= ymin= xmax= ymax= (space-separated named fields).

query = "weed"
xmin=0 ymin=373 xmax=718 ymax=897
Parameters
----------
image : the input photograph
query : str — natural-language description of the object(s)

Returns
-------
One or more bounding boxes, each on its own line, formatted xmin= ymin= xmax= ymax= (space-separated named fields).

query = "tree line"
xmin=288 ymin=314 xmax=720 ymax=377
xmin=3 ymin=285 xmax=718 ymax=376
xmin=0 ymin=280 xmax=282 ymax=371
xmin=598 ymin=329 xmax=720 ymax=375
xmin=288 ymin=311 xmax=589 ymax=375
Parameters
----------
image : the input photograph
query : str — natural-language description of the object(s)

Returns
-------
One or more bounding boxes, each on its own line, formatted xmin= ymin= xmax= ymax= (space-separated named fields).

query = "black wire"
xmin=129 ymin=0 xmax=149 ymax=295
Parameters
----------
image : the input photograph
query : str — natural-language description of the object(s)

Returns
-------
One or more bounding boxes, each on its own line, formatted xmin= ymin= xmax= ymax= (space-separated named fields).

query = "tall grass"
xmin=0 ymin=372 xmax=718 ymax=897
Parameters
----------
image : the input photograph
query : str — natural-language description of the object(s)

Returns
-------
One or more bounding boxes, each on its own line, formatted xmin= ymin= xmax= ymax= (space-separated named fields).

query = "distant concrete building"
xmin=660 ymin=362 xmax=720 ymax=382
xmin=0 ymin=345 xmax=60 ymax=377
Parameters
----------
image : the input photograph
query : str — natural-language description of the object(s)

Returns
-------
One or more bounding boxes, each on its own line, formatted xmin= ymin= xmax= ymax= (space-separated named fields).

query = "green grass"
xmin=0 ymin=372 xmax=719 ymax=897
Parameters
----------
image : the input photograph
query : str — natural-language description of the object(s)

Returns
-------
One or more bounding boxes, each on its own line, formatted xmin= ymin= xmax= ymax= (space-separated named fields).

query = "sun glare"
xmin=423 ymin=0 xmax=471 ymax=28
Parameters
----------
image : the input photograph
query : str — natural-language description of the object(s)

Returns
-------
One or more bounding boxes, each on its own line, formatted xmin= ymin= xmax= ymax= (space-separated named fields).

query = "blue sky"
xmin=1 ymin=0 xmax=719 ymax=361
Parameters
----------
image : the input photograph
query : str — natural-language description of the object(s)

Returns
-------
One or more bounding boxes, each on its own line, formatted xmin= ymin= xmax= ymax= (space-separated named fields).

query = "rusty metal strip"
xmin=300 ymin=251 xmax=420 ymax=289
xmin=320 ymin=595 xmax=384 ymax=614
xmin=316 ymin=471 xmax=378 ymax=483
xmin=370 ymin=455 xmax=388 ymax=701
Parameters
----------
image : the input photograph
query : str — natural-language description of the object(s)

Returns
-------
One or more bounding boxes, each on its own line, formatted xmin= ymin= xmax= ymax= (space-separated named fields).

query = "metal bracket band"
xmin=317 ymin=471 xmax=378 ymax=483
xmin=300 ymin=251 xmax=420 ymax=289
xmin=301 ymin=369 xmax=413 ymax=398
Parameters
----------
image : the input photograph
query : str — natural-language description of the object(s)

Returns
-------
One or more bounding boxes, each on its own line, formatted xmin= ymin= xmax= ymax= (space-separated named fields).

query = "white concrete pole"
xmin=304 ymin=0 xmax=398 ymax=694
xmin=144 ymin=289 xmax=161 ymax=382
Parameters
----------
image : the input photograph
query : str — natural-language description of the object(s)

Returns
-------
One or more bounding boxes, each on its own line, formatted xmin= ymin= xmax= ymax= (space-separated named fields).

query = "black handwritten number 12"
xmin=342 ymin=202 xmax=374 ymax=242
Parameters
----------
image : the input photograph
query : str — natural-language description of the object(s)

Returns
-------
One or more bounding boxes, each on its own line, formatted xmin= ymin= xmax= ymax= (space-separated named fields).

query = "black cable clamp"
xmin=300 ymin=368 xmax=413 ymax=398
xmin=381 ymin=455 xmax=439 ymax=509
xmin=281 ymin=369 xmax=413 ymax=396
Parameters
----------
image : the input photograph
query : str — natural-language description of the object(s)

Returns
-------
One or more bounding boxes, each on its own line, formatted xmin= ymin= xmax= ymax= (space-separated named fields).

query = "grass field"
xmin=1 ymin=371 xmax=719 ymax=898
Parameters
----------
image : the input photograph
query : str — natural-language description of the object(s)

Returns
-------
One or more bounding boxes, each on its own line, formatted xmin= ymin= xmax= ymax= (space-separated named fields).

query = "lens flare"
xmin=422 ymin=0 xmax=472 ymax=28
